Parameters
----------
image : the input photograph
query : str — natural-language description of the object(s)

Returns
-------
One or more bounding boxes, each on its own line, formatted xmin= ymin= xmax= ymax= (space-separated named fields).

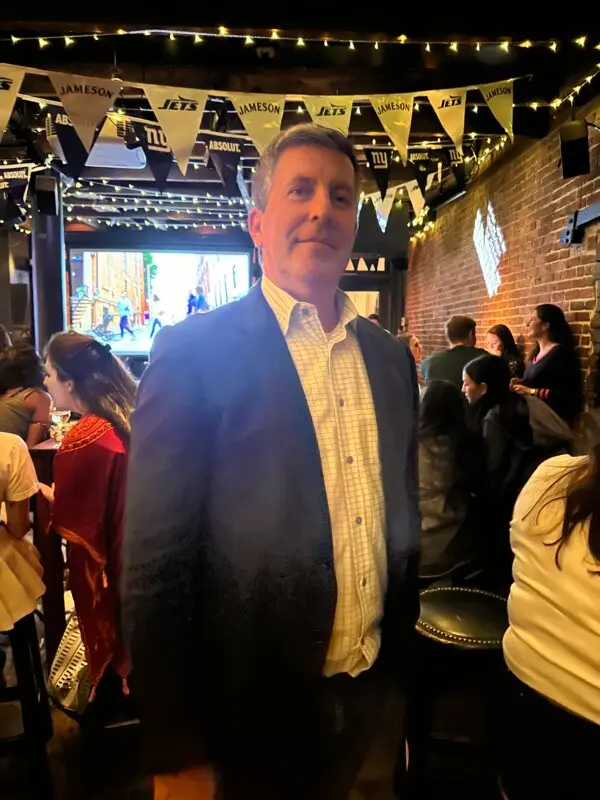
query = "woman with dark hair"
xmin=486 ymin=323 xmax=523 ymax=378
xmin=512 ymin=304 xmax=583 ymax=424
xmin=500 ymin=438 xmax=600 ymax=798
xmin=39 ymin=332 xmax=137 ymax=705
xmin=463 ymin=354 xmax=573 ymax=583
xmin=418 ymin=380 xmax=485 ymax=580
xmin=0 ymin=344 xmax=51 ymax=446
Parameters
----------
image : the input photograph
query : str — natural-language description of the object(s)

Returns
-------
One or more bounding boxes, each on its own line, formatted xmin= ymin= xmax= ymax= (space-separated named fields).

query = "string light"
xmin=194 ymin=35 xmax=203 ymax=44
xmin=143 ymin=30 xmax=151 ymax=36
xmin=349 ymin=40 xmax=355 ymax=50
xmin=323 ymin=39 xmax=328 ymax=47
xmin=472 ymin=105 xmax=479 ymax=113
xmin=64 ymin=36 xmax=75 ymax=46
xmin=38 ymin=38 xmax=49 ymax=49
xmin=296 ymin=105 xmax=303 ymax=114
xmin=549 ymin=41 xmax=558 ymax=52
xmin=93 ymin=34 xmax=100 ymax=41
xmin=355 ymin=106 xmax=361 ymax=115
xmin=500 ymin=41 xmax=509 ymax=52
xmin=425 ymin=42 xmax=431 ymax=52
xmin=169 ymin=32 xmax=175 ymax=41
xmin=271 ymin=30 xmax=280 ymax=40
xmin=520 ymin=40 xmax=533 ymax=48
xmin=296 ymin=37 xmax=306 ymax=47
xmin=244 ymin=35 xmax=254 ymax=45
xmin=116 ymin=29 xmax=126 ymax=35
xmin=398 ymin=35 xmax=408 ymax=43
xmin=530 ymin=102 xmax=539 ymax=110
xmin=575 ymin=36 xmax=587 ymax=47
xmin=414 ymin=102 xmax=420 ymax=111
xmin=10 ymin=36 xmax=20 ymax=44
xmin=475 ymin=42 xmax=481 ymax=51
xmin=449 ymin=42 xmax=458 ymax=52
xmin=218 ymin=26 xmax=229 ymax=36
xmin=374 ymin=41 xmax=379 ymax=50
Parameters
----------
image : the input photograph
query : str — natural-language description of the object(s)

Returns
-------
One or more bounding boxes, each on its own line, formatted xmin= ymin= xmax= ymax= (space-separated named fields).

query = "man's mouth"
xmin=296 ymin=238 xmax=335 ymax=250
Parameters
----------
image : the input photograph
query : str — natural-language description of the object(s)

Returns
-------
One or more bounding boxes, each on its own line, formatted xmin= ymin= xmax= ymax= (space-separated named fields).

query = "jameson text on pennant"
xmin=49 ymin=71 xmax=119 ymax=152
xmin=204 ymin=134 xmax=243 ymax=194
xmin=303 ymin=96 xmax=354 ymax=136
xmin=46 ymin=107 xmax=91 ymax=180
xmin=405 ymin=178 xmax=425 ymax=217
xmin=0 ymin=65 xmax=25 ymax=138
xmin=144 ymin=85 xmax=208 ymax=176
xmin=481 ymin=80 xmax=514 ymax=139
xmin=426 ymin=88 xmax=467 ymax=155
xmin=365 ymin=148 xmax=391 ymax=201
xmin=371 ymin=94 xmax=414 ymax=166
xmin=230 ymin=93 xmax=285 ymax=154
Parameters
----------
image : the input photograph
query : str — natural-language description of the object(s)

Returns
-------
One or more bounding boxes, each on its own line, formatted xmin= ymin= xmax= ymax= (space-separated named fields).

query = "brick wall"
xmin=406 ymin=99 xmax=600 ymax=399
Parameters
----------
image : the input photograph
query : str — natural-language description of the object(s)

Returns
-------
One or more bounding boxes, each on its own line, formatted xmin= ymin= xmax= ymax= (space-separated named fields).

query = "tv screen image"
xmin=68 ymin=249 xmax=251 ymax=356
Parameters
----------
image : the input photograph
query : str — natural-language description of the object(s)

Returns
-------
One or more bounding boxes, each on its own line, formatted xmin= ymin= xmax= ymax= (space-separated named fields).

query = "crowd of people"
xmin=0 ymin=124 xmax=599 ymax=799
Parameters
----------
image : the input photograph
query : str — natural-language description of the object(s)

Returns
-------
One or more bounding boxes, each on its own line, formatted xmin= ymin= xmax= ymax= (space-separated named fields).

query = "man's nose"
xmin=308 ymin=186 xmax=333 ymax=221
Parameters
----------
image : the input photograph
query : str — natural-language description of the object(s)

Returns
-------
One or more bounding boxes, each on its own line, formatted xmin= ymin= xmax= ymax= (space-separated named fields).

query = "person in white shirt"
xmin=124 ymin=123 xmax=419 ymax=800
xmin=502 ymin=451 xmax=600 ymax=798
xmin=0 ymin=432 xmax=45 ymax=632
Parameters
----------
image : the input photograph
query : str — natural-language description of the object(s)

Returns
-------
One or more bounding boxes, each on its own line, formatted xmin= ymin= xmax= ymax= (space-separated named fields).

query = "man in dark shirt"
xmin=421 ymin=315 xmax=487 ymax=390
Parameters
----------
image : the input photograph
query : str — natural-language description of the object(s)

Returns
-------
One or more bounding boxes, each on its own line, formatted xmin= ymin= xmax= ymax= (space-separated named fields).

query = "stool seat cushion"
xmin=416 ymin=586 xmax=508 ymax=649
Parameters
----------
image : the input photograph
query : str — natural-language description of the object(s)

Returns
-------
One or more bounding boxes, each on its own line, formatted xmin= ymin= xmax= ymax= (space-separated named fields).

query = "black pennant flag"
xmin=0 ymin=163 xmax=31 ymax=223
xmin=130 ymin=122 xmax=173 ymax=189
xmin=365 ymin=148 xmax=391 ymax=201
xmin=46 ymin=107 xmax=90 ymax=179
xmin=204 ymin=135 xmax=243 ymax=195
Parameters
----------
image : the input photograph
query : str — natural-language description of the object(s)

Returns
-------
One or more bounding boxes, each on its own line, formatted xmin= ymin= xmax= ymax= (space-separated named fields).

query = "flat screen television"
xmin=67 ymin=249 xmax=251 ymax=356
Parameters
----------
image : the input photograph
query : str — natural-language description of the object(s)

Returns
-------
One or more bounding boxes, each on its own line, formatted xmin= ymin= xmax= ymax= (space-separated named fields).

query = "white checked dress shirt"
xmin=262 ymin=276 xmax=387 ymax=677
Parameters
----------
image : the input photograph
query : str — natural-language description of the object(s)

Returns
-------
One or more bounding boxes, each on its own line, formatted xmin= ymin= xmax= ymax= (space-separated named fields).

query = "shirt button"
xmin=361 ymin=577 xmax=367 ymax=587
xmin=355 ymin=516 xmax=363 ymax=525
xmin=346 ymin=456 xmax=354 ymax=465
xmin=338 ymin=398 xmax=345 ymax=407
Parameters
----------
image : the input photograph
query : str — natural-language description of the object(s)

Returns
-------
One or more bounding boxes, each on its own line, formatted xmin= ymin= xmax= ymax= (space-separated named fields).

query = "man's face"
xmin=249 ymin=145 xmax=357 ymax=294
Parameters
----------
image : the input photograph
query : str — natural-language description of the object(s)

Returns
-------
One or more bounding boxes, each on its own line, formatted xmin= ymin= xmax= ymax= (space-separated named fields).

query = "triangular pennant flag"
xmin=481 ymin=80 xmax=514 ymax=139
xmin=371 ymin=94 xmax=414 ymax=165
xmin=357 ymin=257 xmax=368 ymax=272
xmin=405 ymin=179 xmax=425 ymax=217
xmin=303 ymin=96 xmax=354 ymax=136
xmin=0 ymin=163 xmax=31 ymax=207
xmin=425 ymin=172 xmax=435 ymax=191
xmin=230 ymin=93 xmax=285 ymax=154
xmin=373 ymin=187 xmax=397 ymax=233
xmin=46 ymin=107 xmax=90 ymax=179
xmin=427 ymin=88 xmax=467 ymax=155
xmin=364 ymin=255 xmax=379 ymax=271
xmin=145 ymin=85 xmax=208 ymax=176
xmin=365 ymin=148 xmax=391 ymax=200
xmin=49 ymin=71 xmax=119 ymax=152
xmin=0 ymin=65 xmax=25 ymax=139
xmin=204 ymin=134 xmax=243 ymax=194
xmin=130 ymin=121 xmax=173 ymax=189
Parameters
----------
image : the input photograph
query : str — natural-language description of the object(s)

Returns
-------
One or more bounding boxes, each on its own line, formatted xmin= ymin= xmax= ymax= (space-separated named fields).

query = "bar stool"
xmin=0 ymin=612 xmax=53 ymax=797
xmin=405 ymin=586 xmax=508 ymax=796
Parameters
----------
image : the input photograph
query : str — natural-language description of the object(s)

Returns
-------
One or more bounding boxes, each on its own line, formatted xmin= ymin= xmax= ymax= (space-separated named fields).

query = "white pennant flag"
xmin=230 ymin=93 xmax=285 ymax=154
xmin=427 ymin=88 xmax=467 ymax=155
xmin=0 ymin=65 xmax=25 ymax=138
xmin=304 ymin=96 xmax=354 ymax=136
xmin=371 ymin=94 xmax=414 ymax=165
xmin=49 ymin=71 xmax=119 ymax=152
xmin=145 ymin=85 xmax=208 ymax=175
xmin=373 ymin=186 xmax=397 ymax=233
xmin=481 ymin=80 xmax=514 ymax=139
xmin=405 ymin=179 xmax=425 ymax=216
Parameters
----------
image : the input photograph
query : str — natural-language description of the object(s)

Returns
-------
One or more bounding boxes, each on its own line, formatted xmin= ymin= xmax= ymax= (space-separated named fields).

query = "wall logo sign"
xmin=473 ymin=201 xmax=506 ymax=297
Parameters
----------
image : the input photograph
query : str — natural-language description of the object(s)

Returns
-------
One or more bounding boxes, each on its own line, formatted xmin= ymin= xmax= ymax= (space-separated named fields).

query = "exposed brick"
xmin=407 ymin=97 xmax=600 ymax=404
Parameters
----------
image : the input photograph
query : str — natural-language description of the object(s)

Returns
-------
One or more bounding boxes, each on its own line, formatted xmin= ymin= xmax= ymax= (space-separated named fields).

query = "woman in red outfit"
xmin=40 ymin=332 xmax=136 ymax=699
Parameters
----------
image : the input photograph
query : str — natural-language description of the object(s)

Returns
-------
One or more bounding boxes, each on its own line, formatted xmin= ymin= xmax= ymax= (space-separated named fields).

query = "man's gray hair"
xmin=252 ymin=123 xmax=360 ymax=211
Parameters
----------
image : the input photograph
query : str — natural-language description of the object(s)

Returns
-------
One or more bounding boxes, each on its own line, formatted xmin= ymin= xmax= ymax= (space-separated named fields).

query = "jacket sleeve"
xmin=122 ymin=322 xmax=213 ymax=775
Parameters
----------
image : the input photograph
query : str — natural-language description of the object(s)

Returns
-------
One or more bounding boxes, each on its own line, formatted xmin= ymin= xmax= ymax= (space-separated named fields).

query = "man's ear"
xmin=480 ymin=381 xmax=488 ymax=396
xmin=248 ymin=207 xmax=264 ymax=249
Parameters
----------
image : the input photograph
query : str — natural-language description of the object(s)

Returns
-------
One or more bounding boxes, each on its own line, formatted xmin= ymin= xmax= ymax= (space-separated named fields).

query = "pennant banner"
xmin=0 ymin=65 xmax=25 ymax=138
xmin=230 ymin=93 xmax=285 ymax=154
xmin=365 ymin=148 xmax=391 ymax=200
xmin=130 ymin=121 xmax=173 ymax=188
xmin=144 ymin=85 xmax=208 ymax=176
xmin=371 ymin=94 xmax=414 ymax=166
xmin=372 ymin=187 xmax=397 ymax=233
xmin=481 ymin=80 xmax=514 ymax=139
xmin=204 ymin=134 xmax=243 ymax=194
xmin=0 ymin=163 xmax=32 ymax=223
xmin=303 ymin=96 xmax=354 ymax=136
xmin=48 ymin=71 xmax=119 ymax=152
xmin=427 ymin=88 xmax=467 ymax=155
xmin=46 ymin=107 xmax=91 ymax=179
xmin=405 ymin=179 xmax=425 ymax=217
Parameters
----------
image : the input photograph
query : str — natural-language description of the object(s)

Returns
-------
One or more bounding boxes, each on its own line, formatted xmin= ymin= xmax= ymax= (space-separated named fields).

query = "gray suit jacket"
xmin=122 ymin=284 xmax=420 ymax=776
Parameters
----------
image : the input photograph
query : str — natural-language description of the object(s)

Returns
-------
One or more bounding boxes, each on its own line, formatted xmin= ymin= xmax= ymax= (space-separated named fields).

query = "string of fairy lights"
xmin=3 ymin=28 xmax=599 ymax=53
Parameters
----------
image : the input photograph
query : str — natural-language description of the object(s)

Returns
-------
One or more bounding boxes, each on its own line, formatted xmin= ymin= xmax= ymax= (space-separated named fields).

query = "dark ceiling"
xmin=0 ymin=17 xmax=599 ymax=241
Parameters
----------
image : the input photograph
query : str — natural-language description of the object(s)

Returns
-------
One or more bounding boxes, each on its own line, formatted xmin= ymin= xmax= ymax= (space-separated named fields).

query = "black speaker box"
xmin=559 ymin=121 xmax=590 ymax=179
xmin=34 ymin=175 xmax=59 ymax=215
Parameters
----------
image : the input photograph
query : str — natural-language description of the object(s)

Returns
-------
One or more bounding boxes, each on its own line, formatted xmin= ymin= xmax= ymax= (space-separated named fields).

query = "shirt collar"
xmin=261 ymin=276 xmax=358 ymax=337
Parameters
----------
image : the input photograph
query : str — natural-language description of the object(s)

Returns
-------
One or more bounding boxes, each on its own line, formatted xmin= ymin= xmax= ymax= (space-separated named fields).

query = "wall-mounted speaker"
xmin=34 ymin=175 xmax=59 ymax=215
xmin=559 ymin=121 xmax=590 ymax=179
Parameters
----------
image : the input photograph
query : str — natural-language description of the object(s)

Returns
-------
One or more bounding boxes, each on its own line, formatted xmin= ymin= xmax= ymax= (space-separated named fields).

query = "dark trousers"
xmin=119 ymin=315 xmax=135 ymax=338
xmin=150 ymin=318 xmax=162 ymax=337
xmin=500 ymin=672 xmax=600 ymax=799
xmin=218 ymin=665 xmax=406 ymax=800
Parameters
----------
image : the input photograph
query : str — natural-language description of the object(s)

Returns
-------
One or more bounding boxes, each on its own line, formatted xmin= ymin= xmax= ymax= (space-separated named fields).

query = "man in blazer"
xmin=123 ymin=123 xmax=419 ymax=800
